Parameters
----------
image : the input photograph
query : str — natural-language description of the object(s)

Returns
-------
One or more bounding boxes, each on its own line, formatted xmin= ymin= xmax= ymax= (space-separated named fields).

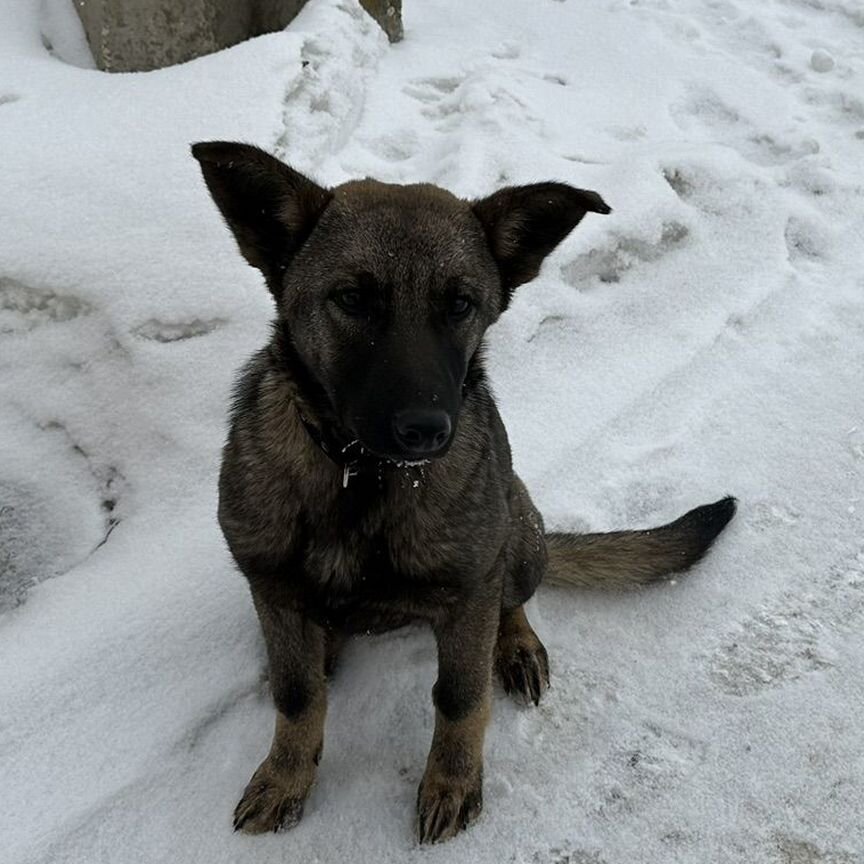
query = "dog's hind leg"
xmin=233 ymin=585 xmax=327 ymax=834
xmin=495 ymin=605 xmax=550 ymax=707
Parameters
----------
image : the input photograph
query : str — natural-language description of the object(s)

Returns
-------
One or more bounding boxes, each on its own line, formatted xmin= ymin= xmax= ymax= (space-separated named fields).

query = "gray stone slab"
xmin=74 ymin=0 xmax=402 ymax=72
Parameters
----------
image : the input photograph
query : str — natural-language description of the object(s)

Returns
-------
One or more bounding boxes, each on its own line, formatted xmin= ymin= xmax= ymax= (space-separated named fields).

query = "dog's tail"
xmin=544 ymin=497 xmax=736 ymax=590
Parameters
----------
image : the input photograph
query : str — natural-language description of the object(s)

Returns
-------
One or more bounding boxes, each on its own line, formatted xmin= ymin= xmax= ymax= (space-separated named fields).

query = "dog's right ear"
xmin=191 ymin=141 xmax=333 ymax=293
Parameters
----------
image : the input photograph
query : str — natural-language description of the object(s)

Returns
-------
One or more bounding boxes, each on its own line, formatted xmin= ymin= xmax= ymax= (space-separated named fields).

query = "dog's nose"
xmin=392 ymin=409 xmax=452 ymax=455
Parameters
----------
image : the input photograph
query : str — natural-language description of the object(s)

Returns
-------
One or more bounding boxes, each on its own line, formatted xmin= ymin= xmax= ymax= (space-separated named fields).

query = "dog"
xmin=191 ymin=141 xmax=736 ymax=844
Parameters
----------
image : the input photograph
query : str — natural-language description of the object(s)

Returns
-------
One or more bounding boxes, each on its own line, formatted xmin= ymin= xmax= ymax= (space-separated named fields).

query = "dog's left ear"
xmin=472 ymin=182 xmax=610 ymax=301
xmin=191 ymin=141 xmax=333 ymax=295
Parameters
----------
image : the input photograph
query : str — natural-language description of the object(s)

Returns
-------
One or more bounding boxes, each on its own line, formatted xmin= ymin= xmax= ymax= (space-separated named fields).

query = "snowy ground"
xmin=2 ymin=0 xmax=863 ymax=861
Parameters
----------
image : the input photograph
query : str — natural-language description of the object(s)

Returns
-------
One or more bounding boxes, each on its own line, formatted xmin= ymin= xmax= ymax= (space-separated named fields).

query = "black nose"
xmin=392 ymin=409 xmax=452 ymax=455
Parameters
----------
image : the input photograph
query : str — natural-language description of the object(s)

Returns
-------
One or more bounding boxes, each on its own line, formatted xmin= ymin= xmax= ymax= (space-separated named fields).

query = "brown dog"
xmin=191 ymin=141 xmax=735 ymax=844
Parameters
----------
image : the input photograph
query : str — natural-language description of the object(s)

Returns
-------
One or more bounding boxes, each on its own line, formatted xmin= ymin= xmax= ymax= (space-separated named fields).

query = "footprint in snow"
xmin=590 ymin=721 xmax=708 ymax=817
xmin=782 ymin=160 xmax=836 ymax=199
xmin=360 ymin=129 xmax=419 ymax=163
xmin=749 ymin=500 xmax=801 ymax=531
xmin=784 ymin=216 xmax=831 ymax=264
xmin=0 ymin=276 xmax=92 ymax=334
xmin=561 ymin=152 xmax=608 ymax=166
xmin=491 ymin=40 xmax=520 ymax=60
xmin=688 ymin=503 xmax=855 ymax=706
xmin=799 ymin=86 xmax=864 ymax=125
xmin=402 ymin=75 xmax=462 ymax=104
xmin=662 ymin=165 xmax=702 ymax=203
xmin=401 ymin=75 xmax=473 ymax=130
xmin=607 ymin=124 xmax=647 ymax=141
xmin=708 ymin=603 xmax=834 ymax=697
xmin=670 ymin=85 xmax=821 ymax=166
xmin=745 ymin=133 xmax=820 ymax=167
xmin=514 ymin=657 xmax=620 ymax=751
xmin=772 ymin=61 xmax=805 ymax=84
xmin=131 ymin=317 xmax=226 ymax=343
xmin=562 ymin=221 xmax=690 ymax=286
xmin=670 ymin=86 xmax=742 ymax=132
xmin=770 ymin=832 xmax=859 ymax=864
xmin=532 ymin=847 xmax=607 ymax=864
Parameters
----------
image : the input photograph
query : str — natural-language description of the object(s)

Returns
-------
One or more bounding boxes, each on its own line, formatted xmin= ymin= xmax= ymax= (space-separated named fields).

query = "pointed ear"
xmin=191 ymin=141 xmax=333 ymax=293
xmin=472 ymin=182 xmax=610 ymax=299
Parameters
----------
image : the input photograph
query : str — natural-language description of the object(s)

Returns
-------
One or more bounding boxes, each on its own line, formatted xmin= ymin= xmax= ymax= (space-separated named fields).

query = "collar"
xmin=296 ymin=407 xmax=371 ymax=488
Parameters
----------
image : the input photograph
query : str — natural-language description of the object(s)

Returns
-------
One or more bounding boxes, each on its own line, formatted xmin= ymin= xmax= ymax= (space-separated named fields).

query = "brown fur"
xmin=418 ymin=702 xmax=490 ymax=844
xmin=190 ymin=141 xmax=736 ymax=844
xmin=545 ymin=497 xmax=738 ymax=590
xmin=495 ymin=605 xmax=550 ymax=706
xmin=233 ymin=702 xmax=326 ymax=834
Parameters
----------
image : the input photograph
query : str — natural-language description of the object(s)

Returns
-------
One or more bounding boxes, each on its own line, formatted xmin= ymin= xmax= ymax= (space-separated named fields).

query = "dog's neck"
xmin=263 ymin=322 xmax=369 ymax=486
xmin=294 ymin=406 xmax=373 ymax=488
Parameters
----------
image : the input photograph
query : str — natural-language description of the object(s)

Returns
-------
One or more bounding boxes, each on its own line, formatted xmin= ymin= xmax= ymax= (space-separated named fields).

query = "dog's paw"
xmin=232 ymin=760 xmax=313 ymax=834
xmin=417 ymin=769 xmax=483 ymax=844
xmin=496 ymin=634 xmax=550 ymax=706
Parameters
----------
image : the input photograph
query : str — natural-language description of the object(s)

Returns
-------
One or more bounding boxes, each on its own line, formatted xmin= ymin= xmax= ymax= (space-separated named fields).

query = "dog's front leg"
xmin=233 ymin=584 xmax=327 ymax=834
xmin=418 ymin=591 xmax=499 ymax=844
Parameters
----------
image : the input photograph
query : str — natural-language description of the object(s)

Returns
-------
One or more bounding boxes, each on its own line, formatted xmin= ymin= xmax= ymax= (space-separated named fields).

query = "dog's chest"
xmin=297 ymin=478 xmax=465 ymax=631
xmin=300 ymin=537 xmax=459 ymax=633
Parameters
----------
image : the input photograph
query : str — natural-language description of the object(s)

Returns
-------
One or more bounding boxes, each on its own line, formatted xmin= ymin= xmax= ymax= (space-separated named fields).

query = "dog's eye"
xmin=448 ymin=295 xmax=474 ymax=320
xmin=332 ymin=288 xmax=368 ymax=316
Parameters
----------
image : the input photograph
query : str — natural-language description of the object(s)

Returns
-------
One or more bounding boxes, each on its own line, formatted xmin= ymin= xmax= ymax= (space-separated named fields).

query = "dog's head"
xmin=192 ymin=142 xmax=609 ymax=461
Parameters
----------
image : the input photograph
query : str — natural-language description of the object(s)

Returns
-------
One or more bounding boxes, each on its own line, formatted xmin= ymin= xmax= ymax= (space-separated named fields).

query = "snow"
xmin=1 ymin=0 xmax=863 ymax=861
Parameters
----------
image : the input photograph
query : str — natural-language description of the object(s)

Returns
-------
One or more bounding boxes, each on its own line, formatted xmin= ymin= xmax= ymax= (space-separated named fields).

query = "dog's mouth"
xmin=353 ymin=438 xmax=451 ymax=466
xmin=338 ymin=440 xmax=432 ymax=465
